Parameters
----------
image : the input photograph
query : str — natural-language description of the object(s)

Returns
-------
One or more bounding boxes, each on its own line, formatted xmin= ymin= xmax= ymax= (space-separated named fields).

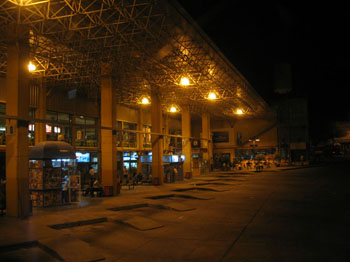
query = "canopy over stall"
xmin=29 ymin=141 xmax=76 ymax=160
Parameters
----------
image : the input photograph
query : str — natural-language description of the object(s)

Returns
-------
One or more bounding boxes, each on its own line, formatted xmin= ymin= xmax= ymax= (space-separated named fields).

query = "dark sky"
xmin=177 ymin=0 xmax=349 ymax=137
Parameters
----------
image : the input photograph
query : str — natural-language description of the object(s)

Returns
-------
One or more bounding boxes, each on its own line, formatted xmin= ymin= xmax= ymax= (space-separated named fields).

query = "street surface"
xmin=1 ymin=162 xmax=350 ymax=261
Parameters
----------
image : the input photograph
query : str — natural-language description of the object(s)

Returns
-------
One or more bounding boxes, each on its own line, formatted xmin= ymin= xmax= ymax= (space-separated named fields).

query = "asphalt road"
xmin=1 ymin=162 xmax=350 ymax=261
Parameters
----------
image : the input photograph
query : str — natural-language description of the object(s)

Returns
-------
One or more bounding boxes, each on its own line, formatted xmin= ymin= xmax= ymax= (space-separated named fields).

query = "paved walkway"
xmin=1 ymin=163 xmax=348 ymax=261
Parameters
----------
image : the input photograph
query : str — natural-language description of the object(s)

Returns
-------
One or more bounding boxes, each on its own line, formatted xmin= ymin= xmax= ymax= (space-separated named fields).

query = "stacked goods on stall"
xmin=29 ymin=160 xmax=63 ymax=207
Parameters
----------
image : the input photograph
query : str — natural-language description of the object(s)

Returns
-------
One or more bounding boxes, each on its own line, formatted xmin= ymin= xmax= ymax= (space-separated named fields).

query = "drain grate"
xmin=0 ymin=241 xmax=38 ymax=254
xmin=145 ymin=194 xmax=213 ymax=200
xmin=191 ymin=182 xmax=231 ymax=186
xmin=49 ymin=217 xmax=107 ymax=230
xmin=0 ymin=241 xmax=64 ymax=261
xmin=202 ymin=178 xmax=243 ymax=182
xmin=172 ymin=187 xmax=221 ymax=192
xmin=108 ymin=203 xmax=149 ymax=211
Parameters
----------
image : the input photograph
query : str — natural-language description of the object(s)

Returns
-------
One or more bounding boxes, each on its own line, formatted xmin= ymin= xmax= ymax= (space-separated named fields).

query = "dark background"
xmin=177 ymin=0 xmax=349 ymax=141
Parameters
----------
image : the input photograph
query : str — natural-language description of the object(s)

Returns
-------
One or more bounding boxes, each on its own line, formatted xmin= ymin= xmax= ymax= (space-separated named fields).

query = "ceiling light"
xmin=170 ymin=106 xmax=177 ymax=113
xmin=180 ymin=77 xmax=190 ymax=86
xmin=208 ymin=92 xmax=217 ymax=100
xmin=141 ymin=97 xmax=150 ymax=104
xmin=236 ymin=109 xmax=243 ymax=115
xmin=28 ymin=61 xmax=36 ymax=72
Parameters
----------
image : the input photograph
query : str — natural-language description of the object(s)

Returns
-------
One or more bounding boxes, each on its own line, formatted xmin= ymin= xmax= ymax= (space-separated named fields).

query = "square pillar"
xmin=100 ymin=63 xmax=118 ymax=195
xmin=5 ymin=24 xmax=30 ymax=218
xmin=151 ymin=89 xmax=164 ymax=185
xmin=137 ymin=108 xmax=143 ymax=175
xmin=181 ymin=106 xmax=192 ymax=176
xmin=35 ymin=80 xmax=46 ymax=144
xmin=201 ymin=113 xmax=211 ymax=174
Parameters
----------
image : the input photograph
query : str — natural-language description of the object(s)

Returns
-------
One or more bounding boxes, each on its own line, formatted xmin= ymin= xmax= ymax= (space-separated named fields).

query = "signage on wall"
xmin=212 ymin=132 xmax=229 ymax=143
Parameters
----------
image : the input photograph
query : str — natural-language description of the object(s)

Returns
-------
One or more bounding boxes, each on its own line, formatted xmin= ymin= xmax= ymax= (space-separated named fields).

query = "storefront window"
xmin=116 ymin=121 xmax=137 ymax=148
xmin=0 ymin=103 xmax=5 ymax=145
xmin=46 ymin=111 xmax=72 ymax=144
xmin=75 ymin=116 xmax=97 ymax=147
xmin=169 ymin=129 xmax=182 ymax=150
xmin=123 ymin=122 xmax=137 ymax=148
xmin=116 ymin=121 xmax=122 ymax=147
xmin=123 ymin=151 xmax=138 ymax=175
xmin=28 ymin=108 xmax=35 ymax=146
xmin=143 ymin=125 xmax=151 ymax=148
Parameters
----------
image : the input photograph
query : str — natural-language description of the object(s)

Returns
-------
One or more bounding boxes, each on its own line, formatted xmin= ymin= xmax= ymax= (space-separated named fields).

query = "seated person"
xmin=92 ymin=179 xmax=103 ymax=196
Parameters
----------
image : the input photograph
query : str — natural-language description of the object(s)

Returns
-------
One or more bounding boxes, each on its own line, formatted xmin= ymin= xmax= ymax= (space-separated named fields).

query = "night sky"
xmin=177 ymin=0 xmax=349 ymax=140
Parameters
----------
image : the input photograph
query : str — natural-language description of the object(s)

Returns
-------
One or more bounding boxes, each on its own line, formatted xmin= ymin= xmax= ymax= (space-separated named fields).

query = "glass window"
xmin=75 ymin=116 xmax=97 ymax=147
xmin=116 ymin=121 xmax=122 ymax=147
xmin=58 ymin=112 xmax=70 ymax=123
xmin=143 ymin=125 xmax=151 ymax=148
xmin=46 ymin=111 xmax=72 ymax=144
xmin=46 ymin=111 xmax=57 ymax=121
xmin=169 ymin=129 xmax=182 ymax=150
xmin=0 ymin=103 xmax=6 ymax=115
xmin=28 ymin=108 xmax=35 ymax=146
xmin=123 ymin=122 xmax=137 ymax=148
xmin=116 ymin=121 xmax=137 ymax=148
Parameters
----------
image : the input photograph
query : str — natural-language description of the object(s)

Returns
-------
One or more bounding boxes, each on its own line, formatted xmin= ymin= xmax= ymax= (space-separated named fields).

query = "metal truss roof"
xmin=0 ymin=0 xmax=271 ymax=119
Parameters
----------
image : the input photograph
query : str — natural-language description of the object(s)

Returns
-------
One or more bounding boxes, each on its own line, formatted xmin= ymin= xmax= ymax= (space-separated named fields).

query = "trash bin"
xmin=185 ymin=172 xmax=192 ymax=179
xmin=152 ymin=177 xmax=160 ymax=185
xmin=103 ymin=186 xmax=113 ymax=196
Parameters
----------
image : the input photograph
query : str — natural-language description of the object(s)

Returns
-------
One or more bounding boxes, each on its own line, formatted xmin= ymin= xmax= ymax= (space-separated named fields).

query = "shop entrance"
xmin=122 ymin=151 xmax=138 ymax=176
xmin=75 ymin=151 xmax=99 ymax=190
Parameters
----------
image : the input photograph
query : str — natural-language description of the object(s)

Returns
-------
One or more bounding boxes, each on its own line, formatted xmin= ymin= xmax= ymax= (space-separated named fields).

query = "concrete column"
xmin=5 ymin=24 xmax=30 ymax=218
xmin=201 ymin=113 xmax=211 ymax=174
xmin=137 ymin=108 xmax=143 ymax=175
xmin=35 ymin=80 xmax=46 ymax=144
xmin=151 ymin=89 xmax=164 ymax=185
xmin=164 ymin=114 xmax=169 ymax=152
xmin=100 ymin=63 xmax=118 ymax=195
xmin=181 ymin=106 xmax=191 ymax=176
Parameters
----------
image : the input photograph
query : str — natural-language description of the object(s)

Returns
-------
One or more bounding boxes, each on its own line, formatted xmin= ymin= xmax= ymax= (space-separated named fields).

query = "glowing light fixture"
xmin=28 ymin=61 xmax=36 ymax=71
xmin=170 ymin=106 xmax=177 ymax=113
xmin=236 ymin=109 xmax=244 ymax=115
xmin=180 ymin=76 xmax=190 ymax=86
xmin=141 ymin=97 xmax=150 ymax=104
xmin=8 ymin=0 xmax=49 ymax=7
xmin=208 ymin=92 xmax=217 ymax=100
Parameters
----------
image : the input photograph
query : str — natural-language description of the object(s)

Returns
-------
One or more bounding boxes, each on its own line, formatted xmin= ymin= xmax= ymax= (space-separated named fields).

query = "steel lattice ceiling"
xmin=0 ymin=0 xmax=271 ymax=119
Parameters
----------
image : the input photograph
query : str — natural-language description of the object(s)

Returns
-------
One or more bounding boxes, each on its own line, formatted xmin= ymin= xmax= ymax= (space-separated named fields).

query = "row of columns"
xmin=5 ymin=26 xmax=212 ymax=217
xmin=5 ymin=25 xmax=31 ymax=217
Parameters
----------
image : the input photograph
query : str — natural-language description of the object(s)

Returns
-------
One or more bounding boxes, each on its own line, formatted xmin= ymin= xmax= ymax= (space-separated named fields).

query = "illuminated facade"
xmin=0 ymin=0 xmax=277 ymax=217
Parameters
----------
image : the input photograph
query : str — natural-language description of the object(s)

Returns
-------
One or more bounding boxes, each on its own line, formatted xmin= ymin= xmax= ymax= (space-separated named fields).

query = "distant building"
xmin=332 ymin=121 xmax=350 ymax=155
xmin=275 ymin=97 xmax=309 ymax=163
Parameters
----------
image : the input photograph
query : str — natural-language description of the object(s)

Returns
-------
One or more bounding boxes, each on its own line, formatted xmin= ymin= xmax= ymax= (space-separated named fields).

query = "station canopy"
xmin=0 ymin=0 xmax=271 ymax=120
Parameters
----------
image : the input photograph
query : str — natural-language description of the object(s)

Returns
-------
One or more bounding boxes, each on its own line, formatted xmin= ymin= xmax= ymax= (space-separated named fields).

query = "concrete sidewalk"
xmin=1 ymin=164 xmax=328 ymax=262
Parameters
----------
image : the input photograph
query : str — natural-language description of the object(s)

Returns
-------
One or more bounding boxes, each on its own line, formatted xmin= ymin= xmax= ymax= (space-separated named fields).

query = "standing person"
xmin=172 ymin=166 xmax=178 ymax=182
xmin=89 ymin=166 xmax=96 ymax=196
xmin=62 ymin=177 xmax=69 ymax=204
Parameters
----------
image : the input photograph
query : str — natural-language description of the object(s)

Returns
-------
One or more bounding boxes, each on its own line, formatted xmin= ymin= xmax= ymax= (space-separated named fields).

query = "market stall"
xmin=29 ymin=141 xmax=80 ymax=207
